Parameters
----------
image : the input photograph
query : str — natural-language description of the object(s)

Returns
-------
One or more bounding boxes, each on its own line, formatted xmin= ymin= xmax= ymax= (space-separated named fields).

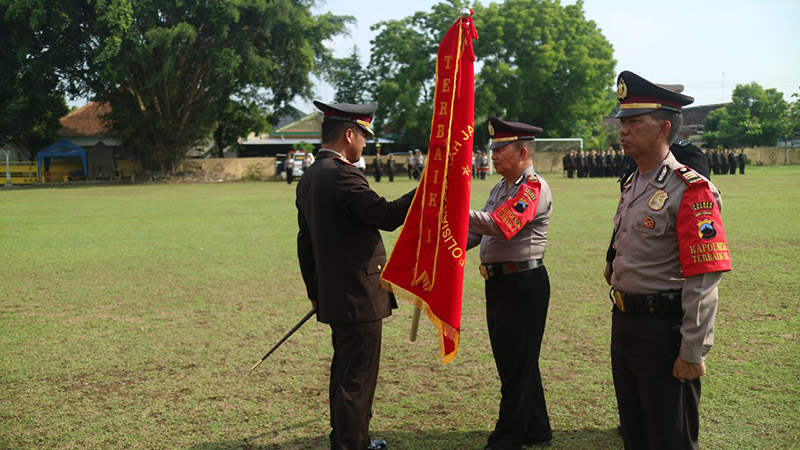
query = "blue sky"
xmin=306 ymin=0 xmax=800 ymax=110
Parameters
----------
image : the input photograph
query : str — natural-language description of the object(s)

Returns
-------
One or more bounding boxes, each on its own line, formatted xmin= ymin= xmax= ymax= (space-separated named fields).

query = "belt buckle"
xmin=613 ymin=290 xmax=626 ymax=312
xmin=479 ymin=265 xmax=489 ymax=280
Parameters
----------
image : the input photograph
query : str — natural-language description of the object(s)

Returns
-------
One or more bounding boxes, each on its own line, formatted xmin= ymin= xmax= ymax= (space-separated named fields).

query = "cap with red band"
xmin=488 ymin=117 xmax=543 ymax=150
xmin=314 ymin=100 xmax=377 ymax=137
xmin=615 ymin=71 xmax=694 ymax=118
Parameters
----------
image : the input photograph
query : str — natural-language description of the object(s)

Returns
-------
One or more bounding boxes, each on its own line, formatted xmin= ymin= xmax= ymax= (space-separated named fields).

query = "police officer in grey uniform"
xmin=606 ymin=71 xmax=732 ymax=449
xmin=467 ymin=117 xmax=554 ymax=450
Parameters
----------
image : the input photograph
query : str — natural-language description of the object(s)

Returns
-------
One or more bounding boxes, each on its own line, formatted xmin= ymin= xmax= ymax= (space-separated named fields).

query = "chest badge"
xmin=648 ymin=189 xmax=669 ymax=211
xmin=642 ymin=216 xmax=656 ymax=229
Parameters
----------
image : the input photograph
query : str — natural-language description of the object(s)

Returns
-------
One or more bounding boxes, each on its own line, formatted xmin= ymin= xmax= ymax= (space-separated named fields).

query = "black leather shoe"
xmin=522 ymin=437 xmax=552 ymax=447
xmin=367 ymin=438 xmax=388 ymax=450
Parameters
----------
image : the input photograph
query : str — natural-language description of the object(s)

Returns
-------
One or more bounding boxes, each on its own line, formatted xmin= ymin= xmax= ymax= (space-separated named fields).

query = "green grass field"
xmin=1 ymin=165 xmax=798 ymax=449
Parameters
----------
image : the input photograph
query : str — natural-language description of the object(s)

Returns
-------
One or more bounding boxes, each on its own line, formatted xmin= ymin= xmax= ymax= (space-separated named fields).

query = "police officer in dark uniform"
xmin=727 ymin=149 xmax=737 ymax=175
xmin=585 ymin=150 xmax=595 ymax=177
xmin=737 ymin=149 xmax=746 ymax=174
xmin=710 ymin=149 xmax=720 ymax=175
xmin=605 ymin=71 xmax=731 ymax=449
xmin=373 ymin=150 xmax=383 ymax=182
xmin=296 ymin=100 xmax=416 ymax=450
xmin=595 ymin=150 xmax=604 ymax=177
xmin=387 ymin=153 xmax=396 ymax=182
xmin=468 ymin=117 xmax=554 ymax=450
xmin=568 ymin=151 xmax=577 ymax=178
xmin=562 ymin=151 xmax=572 ymax=178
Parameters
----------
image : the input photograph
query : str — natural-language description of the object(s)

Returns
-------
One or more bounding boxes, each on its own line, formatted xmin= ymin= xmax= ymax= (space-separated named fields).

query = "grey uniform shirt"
xmin=612 ymin=151 xmax=724 ymax=363
xmin=467 ymin=166 xmax=553 ymax=263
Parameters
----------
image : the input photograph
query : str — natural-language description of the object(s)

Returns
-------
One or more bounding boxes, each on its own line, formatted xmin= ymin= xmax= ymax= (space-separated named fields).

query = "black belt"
xmin=611 ymin=289 xmax=683 ymax=315
xmin=480 ymin=259 xmax=543 ymax=279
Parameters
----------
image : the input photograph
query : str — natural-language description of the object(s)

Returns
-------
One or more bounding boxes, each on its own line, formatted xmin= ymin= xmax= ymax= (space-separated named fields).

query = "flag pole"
xmin=409 ymin=307 xmax=421 ymax=341
xmin=407 ymin=8 xmax=472 ymax=343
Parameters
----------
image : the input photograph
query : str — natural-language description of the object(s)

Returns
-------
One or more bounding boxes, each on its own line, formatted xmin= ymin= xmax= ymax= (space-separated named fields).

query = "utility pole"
xmin=4 ymin=148 xmax=11 ymax=188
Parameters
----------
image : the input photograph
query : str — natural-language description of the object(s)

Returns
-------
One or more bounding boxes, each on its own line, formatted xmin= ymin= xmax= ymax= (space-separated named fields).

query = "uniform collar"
xmin=318 ymin=148 xmax=354 ymax=166
xmin=502 ymin=165 xmax=535 ymax=188
xmin=650 ymin=151 xmax=680 ymax=188
xmin=627 ymin=152 xmax=679 ymax=201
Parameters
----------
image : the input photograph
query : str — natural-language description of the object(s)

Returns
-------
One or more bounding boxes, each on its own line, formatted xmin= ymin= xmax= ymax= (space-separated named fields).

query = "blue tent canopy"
xmin=37 ymin=139 xmax=89 ymax=180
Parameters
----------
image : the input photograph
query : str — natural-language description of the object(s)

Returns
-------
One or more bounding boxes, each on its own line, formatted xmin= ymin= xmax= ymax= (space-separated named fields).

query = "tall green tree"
xmin=368 ymin=0 xmax=615 ymax=149
xmin=328 ymin=46 xmax=370 ymax=104
xmin=0 ymin=0 xmax=80 ymax=156
xmin=704 ymin=82 xmax=789 ymax=148
xmin=212 ymin=99 xmax=271 ymax=158
xmin=475 ymin=0 xmax=616 ymax=141
xmin=782 ymin=90 xmax=800 ymax=146
xmin=48 ymin=0 xmax=351 ymax=171
xmin=368 ymin=4 xmax=446 ymax=148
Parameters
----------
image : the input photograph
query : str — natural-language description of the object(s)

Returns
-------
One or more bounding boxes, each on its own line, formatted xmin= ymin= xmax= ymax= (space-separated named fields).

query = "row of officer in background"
xmin=473 ymin=151 xmax=490 ymax=179
xmin=707 ymin=148 xmax=747 ymax=175
xmin=370 ymin=151 xmax=397 ymax=182
xmin=563 ymin=149 xmax=625 ymax=178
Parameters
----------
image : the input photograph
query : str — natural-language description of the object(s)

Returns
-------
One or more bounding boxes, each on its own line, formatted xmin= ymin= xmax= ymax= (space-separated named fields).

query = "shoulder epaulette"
xmin=673 ymin=137 xmax=690 ymax=147
xmin=675 ymin=165 xmax=703 ymax=185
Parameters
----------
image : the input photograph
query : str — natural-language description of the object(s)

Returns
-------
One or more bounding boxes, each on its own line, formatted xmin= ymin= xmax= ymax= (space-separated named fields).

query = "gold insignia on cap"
xmin=617 ymin=78 xmax=628 ymax=101
xmin=488 ymin=122 xmax=495 ymax=137
xmin=648 ymin=189 xmax=669 ymax=211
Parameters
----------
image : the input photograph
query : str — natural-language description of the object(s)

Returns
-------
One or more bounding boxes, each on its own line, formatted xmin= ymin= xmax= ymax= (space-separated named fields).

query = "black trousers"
xmin=329 ymin=320 xmax=382 ymax=450
xmin=611 ymin=310 xmax=701 ymax=450
xmin=485 ymin=266 xmax=552 ymax=450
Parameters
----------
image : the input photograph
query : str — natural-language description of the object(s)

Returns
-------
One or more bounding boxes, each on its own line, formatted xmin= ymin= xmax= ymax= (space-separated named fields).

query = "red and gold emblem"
xmin=642 ymin=216 xmax=655 ymax=229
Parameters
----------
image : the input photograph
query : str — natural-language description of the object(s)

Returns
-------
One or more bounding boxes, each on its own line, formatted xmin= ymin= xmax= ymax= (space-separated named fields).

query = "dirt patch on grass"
xmin=57 ymin=369 xmax=143 ymax=398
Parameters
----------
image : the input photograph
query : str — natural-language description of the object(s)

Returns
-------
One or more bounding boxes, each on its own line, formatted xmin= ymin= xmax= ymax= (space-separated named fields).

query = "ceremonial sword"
xmin=250 ymin=307 xmax=317 ymax=372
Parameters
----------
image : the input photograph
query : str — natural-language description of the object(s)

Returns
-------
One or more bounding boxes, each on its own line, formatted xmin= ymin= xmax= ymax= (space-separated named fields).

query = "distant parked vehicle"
xmin=275 ymin=151 xmax=314 ymax=179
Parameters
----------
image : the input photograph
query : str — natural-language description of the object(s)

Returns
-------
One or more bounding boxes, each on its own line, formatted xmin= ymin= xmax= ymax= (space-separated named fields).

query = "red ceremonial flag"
xmin=381 ymin=12 xmax=477 ymax=364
